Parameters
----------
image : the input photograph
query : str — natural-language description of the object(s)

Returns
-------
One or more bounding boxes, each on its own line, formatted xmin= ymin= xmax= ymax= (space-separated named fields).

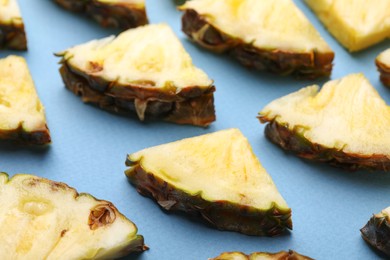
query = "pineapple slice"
xmin=0 ymin=56 xmax=50 ymax=145
xmin=376 ymin=49 xmax=390 ymax=87
xmin=211 ymin=250 xmax=313 ymax=260
xmin=179 ymin=0 xmax=334 ymax=79
xmin=53 ymin=0 xmax=148 ymax=29
xmin=361 ymin=207 xmax=390 ymax=257
xmin=305 ymin=0 xmax=390 ymax=52
xmin=57 ymin=23 xmax=215 ymax=126
xmin=125 ymin=129 xmax=292 ymax=236
xmin=0 ymin=0 xmax=27 ymax=50
xmin=0 ymin=173 xmax=146 ymax=259
xmin=259 ymin=73 xmax=390 ymax=170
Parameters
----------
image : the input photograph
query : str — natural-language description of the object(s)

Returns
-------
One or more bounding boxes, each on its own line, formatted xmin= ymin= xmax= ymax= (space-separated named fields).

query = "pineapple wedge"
xmin=125 ymin=129 xmax=292 ymax=236
xmin=361 ymin=207 xmax=390 ymax=257
xmin=53 ymin=0 xmax=148 ymax=29
xmin=0 ymin=56 xmax=50 ymax=145
xmin=0 ymin=0 xmax=27 ymax=50
xmin=179 ymin=0 xmax=334 ymax=79
xmin=211 ymin=250 xmax=313 ymax=260
xmin=305 ymin=0 xmax=390 ymax=52
xmin=0 ymin=173 xmax=146 ymax=259
xmin=57 ymin=24 xmax=215 ymax=126
xmin=259 ymin=73 xmax=390 ymax=170
xmin=376 ymin=49 xmax=390 ymax=87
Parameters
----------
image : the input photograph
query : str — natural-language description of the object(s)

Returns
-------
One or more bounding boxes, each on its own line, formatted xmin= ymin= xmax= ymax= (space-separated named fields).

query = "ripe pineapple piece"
xmin=211 ymin=250 xmax=313 ymax=260
xmin=179 ymin=0 xmax=334 ymax=79
xmin=57 ymin=24 xmax=215 ymax=126
xmin=0 ymin=0 xmax=27 ymax=50
xmin=125 ymin=129 xmax=292 ymax=236
xmin=305 ymin=0 xmax=390 ymax=52
xmin=259 ymin=73 xmax=390 ymax=170
xmin=0 ymin=173 xmax=146 ymax=259
xmin=53 ymin=0 xmax=148 ymax=29
xmin=0 ymin=55 xmax=50 ymax=145
xmin=361 ymin=207 xmax=390 ymax=257
xmin=376 ymin=49 xmax=390 ymax=87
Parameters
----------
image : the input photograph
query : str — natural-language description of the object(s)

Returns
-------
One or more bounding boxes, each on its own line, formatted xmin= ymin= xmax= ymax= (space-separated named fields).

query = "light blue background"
xmin=1 ymin=1 xmax=390 ymax=259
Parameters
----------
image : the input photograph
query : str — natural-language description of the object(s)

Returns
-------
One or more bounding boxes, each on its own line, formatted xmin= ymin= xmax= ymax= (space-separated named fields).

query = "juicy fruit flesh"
xmin=0 ymin=173 xmax=143 ymax=260
xmin=378 ymin=49 xmax=390 ymax=68
xmin=62 ymin=24 xmax=212 ymax=89
xmin=0 ymin=56 xmax=47 ymax=132
xmin=128 ymin=128 xmax=289 ymax=210
xmin=0 ymin=0 xmax=22 ymax=24
xmin=260 ymin=73 xmax=390 ymax=156
xmin=181 ymin=0 xmax=331 ymax=53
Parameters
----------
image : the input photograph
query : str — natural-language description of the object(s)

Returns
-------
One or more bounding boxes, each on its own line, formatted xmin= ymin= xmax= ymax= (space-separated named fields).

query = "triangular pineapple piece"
xmin=0 ymin=0 xmax=27 ymax=50
xmin=0 ymin=55 xmax=50 ymax=145
xmin=305 ymin=0 xmax=390 ymax=52
xmin=259 ymin=73 xmax=390 ymax=170
xmin=53 ymin=0 xmax=148 ymax=29
xmin=179 ymin=0 xmax=334 ymax=79
xmin=0 ymin=173 xmax=146 ymax=259
xmin=57 ymin=23 xmax=215 ymax=126
xmin=211 ymin=250 xmax=313 ymax=260
xmin=125 ymin=128 xmax=292 ymax=236
xmin=376 ymin=49 xmax=390 ymax=87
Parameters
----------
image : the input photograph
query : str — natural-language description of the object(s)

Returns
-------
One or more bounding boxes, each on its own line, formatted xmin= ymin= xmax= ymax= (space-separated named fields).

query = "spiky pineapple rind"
xmin=0 ymin=22 xmax=27 ymax=50
xmin=125 ymin=158 xmax=292 ymax=237
xmin=0 ymin=124 xmax=51 ymax=145
xmin=54 ymin=0 xmax=148 ymax=29
xmin=181 ymin=9 xmax=334 ymax=79
xmin=211 ymin=250 xmax=313 ymax=260
xmin=361 ymin=213 xmax=390 ymax=257
xmin=376 ymin=58 xmax=390 ymax=87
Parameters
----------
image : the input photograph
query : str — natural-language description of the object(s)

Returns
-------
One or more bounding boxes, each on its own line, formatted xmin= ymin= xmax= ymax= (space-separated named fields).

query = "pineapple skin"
xmin=59 ymin=61 xmax=216 ymax=126
xmin=361 ymin=212 xmax=390 ymax=257
xmin=181 ymin=9 xmax=334 ymax=79
xmin=125 ymin=158 xmax=292 ymax=237
xmin=54 ymin=0 xmax=148 ymax=29
xmin=0 ymin=124 xmax=50 ymax=145
xmin=376 ymin=58 xmax=390 ymax=88
xmin=211 ymin=250 xmax=313 ymax=260
xmin=0 ymin=23 xmax=27 ymax=50
xmin=258 ymin=117 xmax=390 ymax=171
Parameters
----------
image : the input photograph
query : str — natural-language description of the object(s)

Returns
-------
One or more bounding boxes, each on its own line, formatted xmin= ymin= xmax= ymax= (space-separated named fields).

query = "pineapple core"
xmin=0 ymin=0 xmax=22 ymax=24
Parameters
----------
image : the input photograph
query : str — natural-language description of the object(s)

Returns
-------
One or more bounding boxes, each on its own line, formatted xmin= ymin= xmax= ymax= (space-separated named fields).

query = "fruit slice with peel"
xmin=179 ymin=0 xmax=334 ymax=79
xmin=0 ymin=0 xmax=27 ymax=50
xmin=376 ymin=49 xmax=390 ymax=87
xmin=125 ymin=128 xmax=292 ymax=236
xmin=53 ymin=0 xmax=148 ymax=29
xmin=259 ymin=73 xmax=390 ymax=170
xmin=304 ymin=0 xmax=390 ymax=52
xmin=0 ymin=55 xmax=50 ymax=145
xmin=211 ymin=250 xmax=313 ymax=260
xmin=0 ymin=173 xmax=146 ymax=259
xmin=57 ymin=23 xmax=215 ymax=126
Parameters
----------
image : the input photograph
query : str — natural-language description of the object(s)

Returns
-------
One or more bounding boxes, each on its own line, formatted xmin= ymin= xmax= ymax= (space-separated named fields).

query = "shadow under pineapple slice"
xmin=259 ymin=73 xmax=390 ymax=171
xmin=0 ymin=173 xmax=147 ymax=259
xmin=57 ymin=23 xmax=215 ymax=127
xmin=0 ymin=55 xmax=50 ymax=145
xmin=376 ymin=49 xmax=390 ymax=87
xmin=305 ymin=0 xmax=390 ymax=52
xmin=0 ymin=0 xmax=27 ymax=50
xmin=125 ymin=128 xmax=292 ymax=236
xmin=211 ymin=250 xmax=313 ymax=260
xmin=179 ymin=0 xmax=334 ymax=79
xmin=53 ymin=0 xmax=148 ymax=29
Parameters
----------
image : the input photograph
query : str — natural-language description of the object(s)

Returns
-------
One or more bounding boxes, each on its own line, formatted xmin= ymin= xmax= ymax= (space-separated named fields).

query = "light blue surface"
xmin=1 ymin=1 xmax=390 ymax=259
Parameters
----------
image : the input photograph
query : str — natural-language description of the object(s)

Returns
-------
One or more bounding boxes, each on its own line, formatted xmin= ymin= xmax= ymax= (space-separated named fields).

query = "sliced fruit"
xmin=125 ymin=128 xmax=292 ymax=236
xmin=57 ymin=23 xmax=215 ymax=126
xmin=376 ymin=49 xmax=390 ymax=87
xmin=0 ymin=0 xmax=27 ymax=50
xmin=361 ymin=207 xmax=390 ymax=257
xmin=0 ymin=55 xmax=50 ymax=145
xmin=54 ymin=0 xmax=148 ymax=29
xmin=259 ymin=73 xmax=390 ymax=170
xmin=179 ymin=0 xmax=334 ymax=79
xmin=211 ymin=250 xmax=313 ymax=260
xmin=305 ymin=0 xmax=390 ymax=52
xmin=0 ymin=172 xmax=146 ymax=259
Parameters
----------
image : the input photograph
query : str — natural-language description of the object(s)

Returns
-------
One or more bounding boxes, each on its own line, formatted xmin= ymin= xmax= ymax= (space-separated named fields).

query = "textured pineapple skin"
xmin=0 ymin=124 xmax=50 ymax=145
xmin=211 ymin=250 xmax=313 ymax=260
xmin=0 ymin=23 xmax=27 ymax=50
xmin=361 ymin=214 xmax=390 ymax=257
xmin=376 ymin=59 xmax=390 ymax=87
xmin=125 ymin=158 xmax=292 ymax=237
xmin=259 ymin=118 xmax=390 ymax=171
xmin=59 ymin=63 xmax=216 ymax=126
xmin=54 ymin=0 xmax=148 ymax=29
xmin=181 ymin=9 xmax=334 ymax=79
